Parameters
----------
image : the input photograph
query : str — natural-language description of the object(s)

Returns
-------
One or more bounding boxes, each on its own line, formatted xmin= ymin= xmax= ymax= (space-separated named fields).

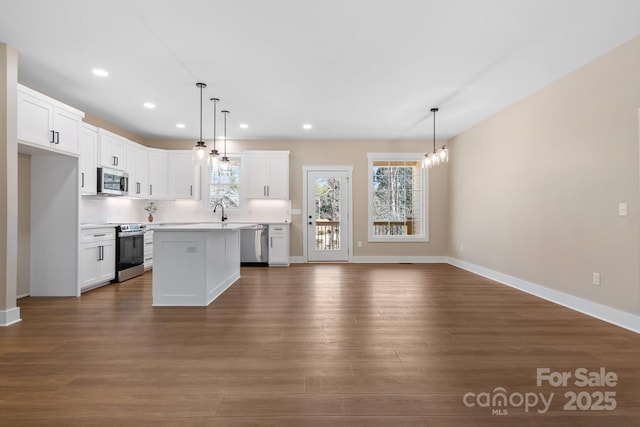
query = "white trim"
xmin=16 ymin=293 xmax=30 ymax=299
xmin=0 ymin=308 xmax=22 ymax=327
xmin=352 ymin=256 xmax=448 ymax=263
xmin=289 ymin=256 xmax=306 ymax=264
xmin=302 ymin=165 xmax=354 ymax=262
xmin=448 ymin=257 xmax=640 ymax=334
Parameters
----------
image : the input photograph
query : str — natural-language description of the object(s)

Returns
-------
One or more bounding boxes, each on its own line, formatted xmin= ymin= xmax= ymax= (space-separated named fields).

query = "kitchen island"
xmin=152 ymin=223 xmax=254 ymax=306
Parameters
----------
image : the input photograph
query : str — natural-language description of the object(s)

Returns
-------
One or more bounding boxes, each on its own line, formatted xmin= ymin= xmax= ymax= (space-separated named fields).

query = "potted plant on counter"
xmin=144 ymin=202 xmax=157 ymax=222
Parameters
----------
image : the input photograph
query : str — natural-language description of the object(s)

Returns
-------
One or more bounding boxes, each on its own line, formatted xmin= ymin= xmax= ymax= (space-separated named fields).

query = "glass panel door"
xmin=307 ymin=170 xmax=349 ymax=261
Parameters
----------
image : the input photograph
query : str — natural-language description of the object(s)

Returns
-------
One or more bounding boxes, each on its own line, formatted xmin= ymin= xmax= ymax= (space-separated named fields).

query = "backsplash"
xmin=80 ymin=197 xmax=291 ymax=224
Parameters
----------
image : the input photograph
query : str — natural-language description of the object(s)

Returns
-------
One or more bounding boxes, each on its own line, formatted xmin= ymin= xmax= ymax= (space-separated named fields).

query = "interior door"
xmin=306 ymin=170 xmax=350 ymax=261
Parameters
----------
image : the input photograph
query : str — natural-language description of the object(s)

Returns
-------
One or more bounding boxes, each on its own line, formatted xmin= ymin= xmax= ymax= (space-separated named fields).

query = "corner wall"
xmin=448 ymin=36 xmax=640 ymax=314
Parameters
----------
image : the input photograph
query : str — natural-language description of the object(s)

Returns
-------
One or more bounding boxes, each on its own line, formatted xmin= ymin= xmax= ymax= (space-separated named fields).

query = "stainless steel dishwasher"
xmin=240 ymin=224 xmax=269 ymax=265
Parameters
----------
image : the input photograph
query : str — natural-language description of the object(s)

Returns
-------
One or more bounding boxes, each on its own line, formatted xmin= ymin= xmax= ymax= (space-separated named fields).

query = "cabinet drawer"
xmin=81 ymin=228 xmax=115 ymax=243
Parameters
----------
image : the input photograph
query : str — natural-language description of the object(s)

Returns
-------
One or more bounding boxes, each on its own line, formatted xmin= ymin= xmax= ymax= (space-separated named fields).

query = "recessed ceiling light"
xmin=303 ymin=123 xmax=312 ymax=130
xmin=239 ymin=123 xmax=249 ymax=129
xmin=92 ymin=68 xmax=109 ymax=77
xmin=143 ymin=102 xmax=156 ymax=109
xmin=176 ymin=123 xmax=186 ymax=129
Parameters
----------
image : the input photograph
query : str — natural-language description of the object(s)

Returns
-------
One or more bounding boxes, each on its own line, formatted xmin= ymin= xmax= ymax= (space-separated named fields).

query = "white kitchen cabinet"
xmin=126 ymin=142 xmax=149 ymax=198
xmin=79 ymin=227 xmax=116 ymax=292
xmin=17 ymin=84 xmax=84 ymax=156
xmin=148 ymin=149 xmax=168 ymax=199
xmin=79 ymin=124 xmax=98 ymax=195
xmin=268 ymin=224 xmax=290 ymax=266
xmin=168 ymin=151 xmax=199 ymax=200
xmin=144 ymin=230 xmax=154 ymax=270
xmin=98 ymin=129 xmax=127 ymax=169
xmin=244 ymin=151 xmax=289 ymax=199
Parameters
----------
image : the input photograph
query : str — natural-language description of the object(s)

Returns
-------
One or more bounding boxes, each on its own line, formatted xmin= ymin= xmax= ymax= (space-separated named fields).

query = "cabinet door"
xmin=79 ymin=244 xmax=100 ymax=289
xmin=244 ymin=154 xmax=269 ymax=198
xmin=79 ymin=126 xmax=98 ymax=195
xmin=96 ymin=241 xmax=116 ymax=282
xmin=268 ymin=225 xmax=290 ymax=266
xmin=52 ymin=108 xmax=81 ymax=155
xmin=168 ymin=152 xmax=198 ymax=199
xmin=148 ymin=151 xmax=168 ymax=199
xmin=17 ymin=90 xmax=53 ymax=147
xmin=126 ymin=144 xmax=148 ymax=198
xmin=99 ymin=132 xmax=127 ymax=169
xmin=266 ymin=155 xmax=289 ymax=199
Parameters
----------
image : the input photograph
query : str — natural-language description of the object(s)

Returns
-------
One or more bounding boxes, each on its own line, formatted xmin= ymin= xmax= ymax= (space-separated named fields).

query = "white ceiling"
xmin=1 ymin=0 xmax=640 ymax=142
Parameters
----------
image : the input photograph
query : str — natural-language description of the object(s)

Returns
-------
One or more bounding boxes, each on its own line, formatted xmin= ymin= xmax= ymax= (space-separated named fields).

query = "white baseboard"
xmin=289 ymin=256 xmax=306 ymax=264
xmin=0 ymin=307 xmax=22 ymax=327
xmin=351 ymin=256 xmax=448 ymax=263
xmin=447 ymin=257 xmax=640 ymax=334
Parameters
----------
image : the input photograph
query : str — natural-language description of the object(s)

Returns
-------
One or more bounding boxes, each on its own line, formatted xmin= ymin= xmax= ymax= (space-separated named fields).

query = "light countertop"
xmin=151 ymin=223 xmax=257 ymax=231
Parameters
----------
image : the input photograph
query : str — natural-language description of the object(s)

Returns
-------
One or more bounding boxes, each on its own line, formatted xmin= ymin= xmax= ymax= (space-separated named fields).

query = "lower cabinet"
xmin=79 ymin=228 xmax=116 ymax=292
xmin=144 ymin=230 xmax=154 ymax=270
xmin=268 ymin=224 xmax=290 ymax=267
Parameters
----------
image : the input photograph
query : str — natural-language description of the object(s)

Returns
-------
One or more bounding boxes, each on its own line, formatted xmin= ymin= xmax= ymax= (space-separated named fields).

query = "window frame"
xmin=202 ymin=153 xmax=243 ymax=213
xmin=367 ymin=152 xmax=429 ymax=242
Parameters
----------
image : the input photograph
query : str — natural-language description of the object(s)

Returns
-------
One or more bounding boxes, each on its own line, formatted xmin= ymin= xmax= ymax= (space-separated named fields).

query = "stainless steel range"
xmin=115 ymin=223 xmax=146 ymax=282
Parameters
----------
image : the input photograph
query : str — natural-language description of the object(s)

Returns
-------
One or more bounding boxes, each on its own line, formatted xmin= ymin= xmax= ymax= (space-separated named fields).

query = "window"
xmin=208 ymin=157 xmax=241 ymax=210
xmin=367 ymin=153 xmax=428 ymax=241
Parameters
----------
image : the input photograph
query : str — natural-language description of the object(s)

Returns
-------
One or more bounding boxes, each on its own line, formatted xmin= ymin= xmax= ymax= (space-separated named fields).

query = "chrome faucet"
xmin=213 ymin=201 xmax=227 ymax=222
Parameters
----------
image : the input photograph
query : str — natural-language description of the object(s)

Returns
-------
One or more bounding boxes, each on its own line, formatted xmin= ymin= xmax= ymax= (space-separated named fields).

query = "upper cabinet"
xmin=126 ymin=142 xmax=149 ymax=198
xmin=79 ymin=124 xmax=98 ymax=195
xmin=148 ymin=149 xmax=169 ymax=199
xmin=98 ymin=129 xmax=127 ymax=169
xmin=17 ymin=84 xmax=84 ymax=156
xmin=244 ymin=151 xmax=289 ymax=199
xmin=168 ymin=151 xmax=199 ymax=200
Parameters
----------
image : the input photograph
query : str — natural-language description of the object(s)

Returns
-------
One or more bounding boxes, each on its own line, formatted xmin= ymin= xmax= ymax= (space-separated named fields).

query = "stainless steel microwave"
xmin=97 ymin=167 xmax=128 ymax=196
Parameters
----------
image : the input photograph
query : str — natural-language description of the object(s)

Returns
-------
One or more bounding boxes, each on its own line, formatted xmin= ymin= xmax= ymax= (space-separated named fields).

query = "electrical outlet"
xmin=592 ymin=272 xmax=601 ymax=286
xmin=460 ymin=243 xmax=464 ymax=252
xmin=357 ymin=241 xmax=363 ymax=248
xmin=618 ymin=203 xmax=628 ymax=217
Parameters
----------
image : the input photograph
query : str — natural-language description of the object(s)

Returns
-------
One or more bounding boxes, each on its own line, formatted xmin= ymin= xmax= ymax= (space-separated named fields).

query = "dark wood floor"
xmin=1 ymin=263 xmax=639 ymax=426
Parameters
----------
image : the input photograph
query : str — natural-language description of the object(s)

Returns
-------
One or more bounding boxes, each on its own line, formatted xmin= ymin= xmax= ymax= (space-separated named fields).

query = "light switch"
xmin=618 ymin=203 xmax=628 ymax=217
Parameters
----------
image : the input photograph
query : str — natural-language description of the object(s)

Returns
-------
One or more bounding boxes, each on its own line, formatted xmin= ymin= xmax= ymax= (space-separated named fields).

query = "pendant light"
xmin=193 ymin=82 xmax=208 ymax=164
xmin=208 ymin=97 xmax=220 ymax=172
xmin=220 ymin=110 xmax=231 ymax=174
xmin=423 ymin=107 xmax=448 ymax=168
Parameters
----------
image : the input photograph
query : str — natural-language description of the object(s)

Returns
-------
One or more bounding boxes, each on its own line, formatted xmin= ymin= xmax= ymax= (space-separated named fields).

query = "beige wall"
xmin=448 ymin=36 xmax=640 ymax=313
xmin=83 ymin=112 xmax=146 ymax=145
xmin=148 ymin=139 xmax=449 ymax=258
xmin=17 ymin=154 xmax=30 ymax=296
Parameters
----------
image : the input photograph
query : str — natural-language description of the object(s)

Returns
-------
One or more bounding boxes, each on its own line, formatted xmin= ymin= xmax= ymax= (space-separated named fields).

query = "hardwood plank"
xmin=0 ymin=263 xmax=638 ymax=426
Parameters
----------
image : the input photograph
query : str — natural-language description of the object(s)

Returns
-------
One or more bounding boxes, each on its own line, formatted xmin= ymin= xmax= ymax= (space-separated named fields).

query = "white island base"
xmin=152 ymin=224 xmax=252 ymax=306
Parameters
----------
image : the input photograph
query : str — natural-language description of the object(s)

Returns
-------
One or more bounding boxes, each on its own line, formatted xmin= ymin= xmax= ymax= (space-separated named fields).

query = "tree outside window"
xmin=209 ymin=158 xmax=240 ymax=209
xmin=368 ymin=153 xmax=428 ymax=241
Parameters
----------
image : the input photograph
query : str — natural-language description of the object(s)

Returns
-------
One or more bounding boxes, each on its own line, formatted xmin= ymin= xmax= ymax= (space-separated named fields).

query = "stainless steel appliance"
xmin=97 ymin=167 xmax=128 ymax=196
xmin=115 ymin=223 xmax=146 ymax=282
xmin=240 ymin=224 xmax=269 ymax=266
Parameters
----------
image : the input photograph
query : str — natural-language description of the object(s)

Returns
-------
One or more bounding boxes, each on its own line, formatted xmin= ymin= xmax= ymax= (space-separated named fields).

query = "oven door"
xmin=116 ymin=232 xmax=145 ymax=271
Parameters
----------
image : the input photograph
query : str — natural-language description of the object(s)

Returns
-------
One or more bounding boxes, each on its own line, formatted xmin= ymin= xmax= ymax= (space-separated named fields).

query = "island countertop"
xmin=151 ymin=223 xmax=256 ymax=231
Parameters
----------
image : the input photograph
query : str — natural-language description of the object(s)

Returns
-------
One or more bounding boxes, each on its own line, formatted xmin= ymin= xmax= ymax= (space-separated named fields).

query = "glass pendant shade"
xmin=193 ymin=82 xmax=207 ymax=165
xmin=423 ymin=107 xmax=448 ymax=169
xmin=209 ymin=97 xmax=220 ymax=173
xmin=193 ymin=141 xmax=207 ymax=163
xmin=220 ymin=110 xmax=230 ymax=175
